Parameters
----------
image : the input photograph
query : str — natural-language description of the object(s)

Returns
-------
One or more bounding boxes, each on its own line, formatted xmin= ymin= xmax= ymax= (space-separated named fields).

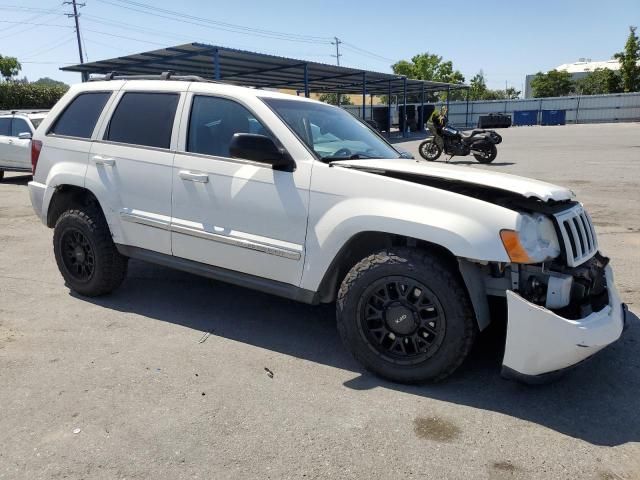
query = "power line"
xmin=95 ymin=0 xmax=332 ymax=44
xmin=341 ymin=42 xmax=395 ymax=63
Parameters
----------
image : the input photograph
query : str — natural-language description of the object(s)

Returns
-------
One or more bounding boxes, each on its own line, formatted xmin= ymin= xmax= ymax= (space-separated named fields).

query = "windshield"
xmin=263 ymin=98 xmax=400 ymax=161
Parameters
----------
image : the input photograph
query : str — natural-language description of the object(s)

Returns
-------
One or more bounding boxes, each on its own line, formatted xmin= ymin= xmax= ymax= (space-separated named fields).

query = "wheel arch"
xmin=314 ymin=231 xmax=491 ymax=330
xmin=47 ymin=184 xmax=106 ymax=228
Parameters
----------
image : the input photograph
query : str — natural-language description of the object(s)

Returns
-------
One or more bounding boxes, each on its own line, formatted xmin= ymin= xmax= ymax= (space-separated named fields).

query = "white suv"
xmin=28 ymin=75 xmax=627 ymax=384
xmin=0 ymin=111 xmax=48 ymax=180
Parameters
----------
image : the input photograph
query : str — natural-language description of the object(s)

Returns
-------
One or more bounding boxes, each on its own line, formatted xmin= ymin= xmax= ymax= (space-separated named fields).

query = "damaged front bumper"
xmin=501 ymin=265 xmax=627 ymax=383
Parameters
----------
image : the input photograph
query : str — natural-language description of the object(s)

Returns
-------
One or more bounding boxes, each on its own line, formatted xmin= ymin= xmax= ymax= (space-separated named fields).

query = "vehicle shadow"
xmin=80 ymin=259 xmax=640 ymax=447
xmin=438 ymin=160 xmax=516 ymax=166
xmin=0 ymin=174 xmax=32 ymax=185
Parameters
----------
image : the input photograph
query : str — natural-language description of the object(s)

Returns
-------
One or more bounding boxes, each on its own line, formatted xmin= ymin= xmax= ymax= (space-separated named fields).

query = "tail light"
xmin=31 ymin=140 xmax=43 ymax=174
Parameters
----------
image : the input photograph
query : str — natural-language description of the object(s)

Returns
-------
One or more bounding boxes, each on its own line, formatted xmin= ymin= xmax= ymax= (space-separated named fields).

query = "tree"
xmin=33 ymin=77 xmax=69 ymax=89
xmin=576 ymin=68 xmax=623 ymax=95
xmin=0 ymin=55 xmax=21 ymax=81
xmin=530 ymin=70 xmax=575 ymax=97
xmin=318 ymin=92 xmax=353 ymax=106
xmin=391 ymin=53 xmax=465 ymax=101
xmin=613 ymin=26 xmax=640 ymax=92
xmin=468 ymin=71 xmax=521 ymax=100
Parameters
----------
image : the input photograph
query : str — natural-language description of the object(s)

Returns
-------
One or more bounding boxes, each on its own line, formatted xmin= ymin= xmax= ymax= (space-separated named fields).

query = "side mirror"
xmin=18 ymin=132 xmax=32 ymax=140
xmin=229 ymin=133 xmax=295 ymax=172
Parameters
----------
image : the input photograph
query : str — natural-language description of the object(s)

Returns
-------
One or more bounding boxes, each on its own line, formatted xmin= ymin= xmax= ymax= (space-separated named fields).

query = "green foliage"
xmin=391 ymin=53 xmax=465 ymax=101
xmin=0 ymin=55 xmax=22 ymax=81
xmin=576 ymin=68 xmax=623 ymax=95
xmin=318 ymin=92 xmax=353 ymax=105
xmin=613 ymin=26 xmax=640 ymax=92
xmin=33 ymin=77 xmax=70 ymax=89
xmin=468 ymin=71 xmax=520 ymax=100
xmin=0 ymin=82 xmax=68 ymax=109
xmin=530 ymin=70 xmax=575 ymax=98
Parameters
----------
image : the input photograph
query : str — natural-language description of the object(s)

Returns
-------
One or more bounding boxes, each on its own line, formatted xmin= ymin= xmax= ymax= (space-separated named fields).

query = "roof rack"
xmin=89 ymin=70 xmax=221 ymax=84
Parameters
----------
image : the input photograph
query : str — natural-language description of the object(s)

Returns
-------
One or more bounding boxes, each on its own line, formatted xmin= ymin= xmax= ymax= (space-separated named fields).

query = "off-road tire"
xmin=53 ymin=207 xmax=128 ymax=296
xmin=336 ymin=248 xmax=477 ymax=384
xmin=473 ymin=144 xmax=498 ymax=163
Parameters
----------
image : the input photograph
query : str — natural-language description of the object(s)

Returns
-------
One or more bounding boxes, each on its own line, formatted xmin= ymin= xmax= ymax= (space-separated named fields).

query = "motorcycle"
xmin=418 ymin=126 xmax=502 ymax=163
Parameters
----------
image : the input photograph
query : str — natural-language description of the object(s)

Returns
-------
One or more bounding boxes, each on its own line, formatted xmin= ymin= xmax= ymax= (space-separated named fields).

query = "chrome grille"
xmin=554 ymin=205 xmax=598 ymax=267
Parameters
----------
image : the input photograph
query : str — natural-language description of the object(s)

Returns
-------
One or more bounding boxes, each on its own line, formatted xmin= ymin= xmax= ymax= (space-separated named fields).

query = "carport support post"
xmin=465 ymin=88 xmax=470 ymax=128
xmin=213 ymin=48 xmax=221 ymax=80
xmin=387 ymin=80 xmax=392 ymax=138
xmin=362 ymin=72 xmax=366 ymax=119
xmin=402 ymin=76 xmax=407 ymax=138
xmin=304 ymin=63 xmax=310 ymax=98
xmin=420 ymin=84 xmax=425 ymax=132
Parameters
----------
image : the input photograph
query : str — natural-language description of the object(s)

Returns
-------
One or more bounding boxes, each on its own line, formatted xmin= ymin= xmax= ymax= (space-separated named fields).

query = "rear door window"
xmin=11 ymin=118 xmax=31 ymax=137
xmin=0 ymin=118 xmax=11 ymax=136
xmin=49 ymin=92 xmax=111 ymax=139
xmin=187 ymin=95 xmax=272 ymax=158
xmin=105 ymin=92 xmax=179 ymax=149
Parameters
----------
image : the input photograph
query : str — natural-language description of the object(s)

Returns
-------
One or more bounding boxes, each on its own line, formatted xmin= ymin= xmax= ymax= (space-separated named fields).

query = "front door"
xmin=171 ymin=93 xmax=310 ymax=286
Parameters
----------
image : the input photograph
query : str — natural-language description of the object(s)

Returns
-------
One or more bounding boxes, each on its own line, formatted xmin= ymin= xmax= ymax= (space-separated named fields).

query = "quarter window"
xmin=106 ymin=92 xmax=179 ymax=149
xmin=187 ymin=95 xmax=272 ymax=158
xmin=49 ymin=92 xmax=111 ymax=138
xmin=11 ymin=118 xmax=31 ymax=137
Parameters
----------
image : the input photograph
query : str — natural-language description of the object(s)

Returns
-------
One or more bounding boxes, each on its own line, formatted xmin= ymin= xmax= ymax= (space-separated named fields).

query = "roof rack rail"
xmin=89 ymin=70 xmax=222 ymax=84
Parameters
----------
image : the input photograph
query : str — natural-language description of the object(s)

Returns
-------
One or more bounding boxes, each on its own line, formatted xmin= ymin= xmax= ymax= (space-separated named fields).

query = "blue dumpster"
xmin=541 ymin=109 xmax=566 ymax=126
xmin=513 ymin=110 xmax=538 ymax=126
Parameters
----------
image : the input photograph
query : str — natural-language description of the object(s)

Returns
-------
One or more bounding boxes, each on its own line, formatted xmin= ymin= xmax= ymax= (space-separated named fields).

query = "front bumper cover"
xmin=501 ymin=265 xmax=626 ymax=382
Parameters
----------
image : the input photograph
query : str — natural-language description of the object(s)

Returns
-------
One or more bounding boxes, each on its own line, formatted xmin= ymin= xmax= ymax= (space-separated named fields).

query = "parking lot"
xmin=1 ymin=122 xmax=638 ymax=479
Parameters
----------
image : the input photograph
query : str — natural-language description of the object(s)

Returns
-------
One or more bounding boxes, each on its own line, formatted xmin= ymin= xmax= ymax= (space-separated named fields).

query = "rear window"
xmin=105 ymin=92 xmax=178 ymax=149
xmin=49 ymin=92 xmax=111 ymax=139
xmin=0 ymin=118 xmax=10 ymax=136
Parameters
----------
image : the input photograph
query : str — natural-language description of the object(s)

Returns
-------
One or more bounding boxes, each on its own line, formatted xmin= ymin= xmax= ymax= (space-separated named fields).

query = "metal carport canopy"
xmin=60 ymin=42 xmax=466 ymax=96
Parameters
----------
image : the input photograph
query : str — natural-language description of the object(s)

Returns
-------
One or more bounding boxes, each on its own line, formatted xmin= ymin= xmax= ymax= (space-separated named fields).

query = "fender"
xmin=300 ymin=163 xmax=518 ymax=292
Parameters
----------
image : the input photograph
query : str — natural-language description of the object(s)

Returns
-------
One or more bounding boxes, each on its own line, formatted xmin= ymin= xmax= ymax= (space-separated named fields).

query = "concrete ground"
xmin=1 ymin=123 xmax=639 ymax=479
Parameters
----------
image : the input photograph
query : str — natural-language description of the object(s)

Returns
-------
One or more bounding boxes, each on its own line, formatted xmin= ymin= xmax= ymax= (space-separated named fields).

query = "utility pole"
xmin=64 ymin=0 xmax=87 ymax=82
xmin=331 ymin=36 xmax=342 ymax=66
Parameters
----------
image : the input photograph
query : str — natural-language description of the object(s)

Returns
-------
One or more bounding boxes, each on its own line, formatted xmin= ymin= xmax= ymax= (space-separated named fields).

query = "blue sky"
xmin=2 ymin=0 xmax=639 ymax=91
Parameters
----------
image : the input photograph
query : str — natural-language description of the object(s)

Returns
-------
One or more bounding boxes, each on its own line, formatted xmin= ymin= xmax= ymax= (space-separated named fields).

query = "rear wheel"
xmin=418 ymin=140 xmax=442 ymax=161
xmin=336 ymin=248 xmax=477 ymax=384
xmin=473 ymin=144 xmax=498 ymax=163
xmin=53 ymin=207 xmax=128 ymax=296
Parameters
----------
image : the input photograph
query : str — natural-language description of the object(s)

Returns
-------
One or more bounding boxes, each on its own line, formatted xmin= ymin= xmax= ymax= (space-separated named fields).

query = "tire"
xmin=53 ymin=207 xmax=128 ymax=297
xmin=473 ymin=144 xmax=497 ymax=163
xmin=418 ymin=140 xmax=442 ymax=161
xmin=336 ymin=248 xmax=477 ymax=384
xmin=0 ymin=170 xmax=4 ymax=182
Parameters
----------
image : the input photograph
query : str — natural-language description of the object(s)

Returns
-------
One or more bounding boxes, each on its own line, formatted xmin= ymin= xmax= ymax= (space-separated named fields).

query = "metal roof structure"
xmin=61 ymin=42 xmax=467 ymax=97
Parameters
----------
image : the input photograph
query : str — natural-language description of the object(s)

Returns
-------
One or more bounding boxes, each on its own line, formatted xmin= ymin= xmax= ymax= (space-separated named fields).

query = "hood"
xmin=332 ymin=158 xmax=573 ymax=202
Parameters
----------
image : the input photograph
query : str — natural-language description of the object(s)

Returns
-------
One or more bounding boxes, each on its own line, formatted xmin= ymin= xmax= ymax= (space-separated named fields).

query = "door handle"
xmin=179 ymin=170 xmax=209 ymax=183
xmin=91 ymin=155 xmax=115 ymax=166
xmin=8 ymin=139 xmax=13 ymax=144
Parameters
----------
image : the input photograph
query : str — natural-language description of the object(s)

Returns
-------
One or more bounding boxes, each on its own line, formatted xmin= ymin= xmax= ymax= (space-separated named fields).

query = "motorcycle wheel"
xmin=473 ymin=144 xmax=497 ymax=164
xmin=419 ymin=140 xmax=442 ymax=161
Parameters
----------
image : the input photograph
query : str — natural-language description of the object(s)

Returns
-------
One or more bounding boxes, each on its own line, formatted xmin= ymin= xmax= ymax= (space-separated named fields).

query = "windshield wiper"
xmin=321 ymin=153 xmax=381 ymax=161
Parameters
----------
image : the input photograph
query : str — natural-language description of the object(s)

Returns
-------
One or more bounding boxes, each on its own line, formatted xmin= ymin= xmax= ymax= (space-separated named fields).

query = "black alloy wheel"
xmin=358 ymin=276 xmax=446 ymax=365
xmin=60 ymin=228 xmax=96 ymax=282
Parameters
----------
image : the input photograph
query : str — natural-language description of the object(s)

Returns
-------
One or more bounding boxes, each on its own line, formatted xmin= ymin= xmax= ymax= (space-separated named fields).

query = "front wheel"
xmin=473 ymin=144 xmax=497 ymax=163
xmin=336 ymin=249 xmax=477 ymax=384
xmin=418 ymin=140 xmax=442 ymax=161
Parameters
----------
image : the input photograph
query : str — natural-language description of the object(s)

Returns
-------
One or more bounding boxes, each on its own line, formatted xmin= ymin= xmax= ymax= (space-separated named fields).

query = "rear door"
xmin=0 ymin=117 xmax=14 ymax=168
xmin=87 ymin=85 xmax=185 ymax=255
xmin=9 ymin=117 xmax=34 ymax=169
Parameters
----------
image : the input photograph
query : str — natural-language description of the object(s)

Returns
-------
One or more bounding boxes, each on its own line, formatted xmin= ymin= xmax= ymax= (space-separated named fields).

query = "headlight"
xmin=500 ymin=213 xmax=561 ymax=264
